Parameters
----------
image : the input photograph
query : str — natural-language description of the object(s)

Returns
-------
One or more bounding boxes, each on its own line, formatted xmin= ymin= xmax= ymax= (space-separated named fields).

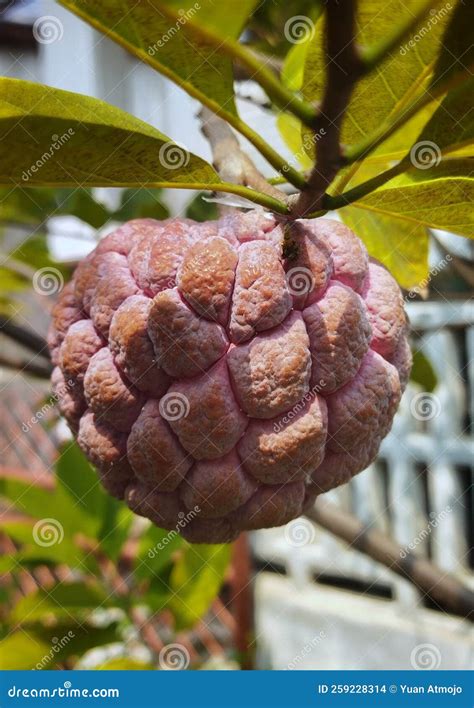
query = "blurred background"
xmin=0 ymin=0 xmax=472 ymax=671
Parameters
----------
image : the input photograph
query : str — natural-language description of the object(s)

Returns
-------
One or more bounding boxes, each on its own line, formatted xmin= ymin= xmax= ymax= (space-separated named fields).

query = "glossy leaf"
xmin=0 ymin=78 xmax=219 ymax=188
xmin=339 ymin=207 xmax=429 ymax=290
xmin=169 ymin=543 xmax=231 ymax=630
xmin=59 ymin=0 xmax=257 ymax=118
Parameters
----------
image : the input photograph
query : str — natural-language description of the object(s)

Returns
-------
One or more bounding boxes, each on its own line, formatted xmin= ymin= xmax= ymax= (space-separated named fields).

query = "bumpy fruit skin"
xmin=48 ymin=211 xmax=411 ymax=543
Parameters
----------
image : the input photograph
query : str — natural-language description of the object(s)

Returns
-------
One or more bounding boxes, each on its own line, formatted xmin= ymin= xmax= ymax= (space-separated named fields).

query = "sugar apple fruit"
xmin=48 ymin=210 xmax=411 ymax=543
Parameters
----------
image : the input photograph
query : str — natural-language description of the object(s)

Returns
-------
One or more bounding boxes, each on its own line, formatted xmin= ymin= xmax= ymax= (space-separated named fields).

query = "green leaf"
xmin=354 ymin=161 xmax=474 ymax=237
xmin=113 ymin=189 xmax=169 ymax=222
xmin=9 ymin=582 xmax=112 ymax=625
xmin=0 ymin=623 xmax=119 ymax=670
xmin=97 ymin=500 xmax=133 ymax=562
xmin=302 ymin=0 xmax=459 ymax=147
xmin=0 ymin=187 xmax=54 ymax=224
xmin=0 ymin=78 xmax=219 ymax=188
xmin=55 ymin=443 xmax=106 ymax=529
xmin=431 ymin=0 xmax=474 ymax=87
xmin=0 ymin=471 xmax=105 ymax=574
xmin=410 ymin=350 xmax=438 ymax=392
xmin=339 ymin=206 xmax=429 ymax=290
xmin=0 ymin=187 xmax=111 ymax=229
xmin=95 ymin=658 xmax=154 ymax=670
xmin=56 ymin=188 xmax=111 ymax=228
xmin=135 ymin=525 xmax=184 ymax=582
xmin=169 ymin=543 xmax=231 ymax=630
xmin=7 ymin=234 xmax=69 ymax=282
xmin=0 ymin=473 xmax=97 ymax=540
xmin=59 ymin=0 xmax=257 ymax=118
xmin=185 ymin=193 xmax=219 ymax=222
xmin=276 ymin=112 xmax=313 ymax=170
xmin=277 ymin=32 xmax=314 ymax=167
xmin=415 ymin=78 xmax=474 ymax=156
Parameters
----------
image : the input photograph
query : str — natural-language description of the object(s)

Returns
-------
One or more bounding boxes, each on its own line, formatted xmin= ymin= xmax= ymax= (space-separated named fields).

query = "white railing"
xmin=253 ymin=299 xmax=474 ymax=612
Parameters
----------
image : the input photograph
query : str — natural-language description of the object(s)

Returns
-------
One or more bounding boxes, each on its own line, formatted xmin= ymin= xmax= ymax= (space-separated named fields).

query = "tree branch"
xmin=292 ymin=0 xmax=363 ymax=217
xmin=306 ymin=499 xmax=474 ymax=621
xmin=0 ymin=352 xmax=53 ymax=378
xmin=0 ymin=315 xmax=50 ymax=359
xmin=323 ymin=158 xmax=409 ymax=211
xmin=199 ymin=107 xmax=289 ymax=204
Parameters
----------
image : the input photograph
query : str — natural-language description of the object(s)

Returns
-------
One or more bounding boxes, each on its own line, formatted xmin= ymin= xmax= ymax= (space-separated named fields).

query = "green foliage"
xmin=0 ymin=78 xmax=220 ymax=188
xmin=0 ymin=623 xmax=120 ymax=670
xmin=95 ymin=658 xmax=155 ymax=670
xmin=169 ymin=543 xmax=232 ymax=631
xmin=340 ymin=208 xmax=429 ymax=290
xmin=431 ymin=0 xmax=474 ymax=87
xmin=59 ymin=0 xmax=257 ymax=119
xmin=9 ymin=582 xmax=115 ymax=626
xmin=0 ymin=444 xmax=231 ymax=669
xmin=410 ymin=350 xmax=438 ymax=392
xmin=0 ymin=0 xmax=473 ymax=670
xmin=416 ymin=79 xmax=474 ymax=155
xmin=302 ymin=0 xmax=451 ymax=146
xmin=113 ymin=189 xmax=170 ymax=222
xmin=185 ymin=193 xmax=219 ymax=222
xmin=248 ymin=1 xmax=322 ymax=57
xmin=355 ymin=164 xmax=473 ymax=237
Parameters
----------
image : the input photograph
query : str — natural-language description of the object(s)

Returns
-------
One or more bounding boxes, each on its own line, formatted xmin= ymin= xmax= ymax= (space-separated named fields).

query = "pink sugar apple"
xmin=48 ymin=210 xmax=411 ymax=543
